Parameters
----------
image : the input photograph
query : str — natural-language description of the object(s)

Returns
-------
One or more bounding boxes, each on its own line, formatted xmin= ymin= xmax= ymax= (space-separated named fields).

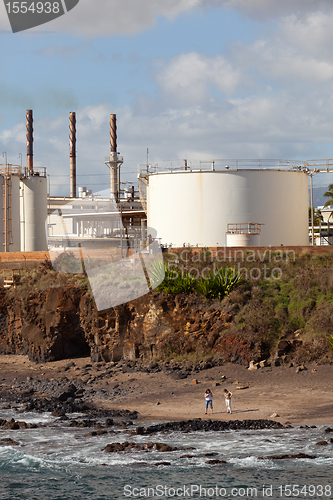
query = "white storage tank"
xmin=0 ymin=174 xmax=21 ymax=252
xmin=20 ymin=175 xmax=48 ymax=252
xmin=147 ymin=169 xmax=309 ymax=247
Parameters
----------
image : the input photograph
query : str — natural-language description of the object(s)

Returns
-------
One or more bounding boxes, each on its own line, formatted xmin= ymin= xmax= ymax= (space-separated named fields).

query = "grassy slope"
xmin=161 ymin=249 xmax=333 ymax=363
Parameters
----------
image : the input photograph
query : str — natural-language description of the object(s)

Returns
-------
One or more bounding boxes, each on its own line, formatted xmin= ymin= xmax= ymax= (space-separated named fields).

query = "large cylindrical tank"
xmin=20 ymin=176 xmax=48 ymax=252
xmin=147 ymin=170 xmax=309 ymax=247
xmin=0 ymin=174 xmax=21 ymax=252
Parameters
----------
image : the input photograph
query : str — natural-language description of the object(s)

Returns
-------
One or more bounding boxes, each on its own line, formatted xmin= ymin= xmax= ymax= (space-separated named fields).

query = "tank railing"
xmin=305 ymin=159 xmax=333 ymax=172
xmin=227 ymin=222 xmax=264 ymax=235
xmin=138 ymin=159 xmax=311 ymax=175
xmin=0 ymin=164 xmax=22 ymax=176
xmin=24 ymin=167 xmax=47 ymax=177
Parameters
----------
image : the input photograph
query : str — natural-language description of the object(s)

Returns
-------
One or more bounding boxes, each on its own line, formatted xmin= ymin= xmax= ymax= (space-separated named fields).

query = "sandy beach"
xmin=0 ymin=355 xmax=332 ymax=426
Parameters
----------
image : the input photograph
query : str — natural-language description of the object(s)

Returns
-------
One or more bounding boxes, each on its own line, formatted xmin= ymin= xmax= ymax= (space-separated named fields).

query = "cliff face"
xmin=0 ymin=286 xmax=260 ymax=364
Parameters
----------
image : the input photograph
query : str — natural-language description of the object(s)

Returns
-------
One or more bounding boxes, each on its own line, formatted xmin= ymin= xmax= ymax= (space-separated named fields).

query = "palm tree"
xmin=323 ymin=184 xmax=333 ymax=221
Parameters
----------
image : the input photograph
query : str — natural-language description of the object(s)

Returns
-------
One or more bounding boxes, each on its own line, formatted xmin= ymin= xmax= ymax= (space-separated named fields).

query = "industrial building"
xmin=138 ymin=159 xmax=333 ymax=248
xmin=1 ymin=109 xmax=333 ymax=255
xmin=140 ymin=161 xmax=309 ymax=247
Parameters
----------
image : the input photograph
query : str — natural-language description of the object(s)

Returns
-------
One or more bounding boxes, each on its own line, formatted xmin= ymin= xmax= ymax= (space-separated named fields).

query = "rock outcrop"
xmin=0 ymin=287 xmax=264 ymax=364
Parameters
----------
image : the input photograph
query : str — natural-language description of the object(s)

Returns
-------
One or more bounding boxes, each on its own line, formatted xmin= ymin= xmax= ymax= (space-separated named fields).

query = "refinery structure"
xmin=0 ymin=110 xmax=47 ymax=253
xmin=1 ymin=109 xmax=333 ymax=256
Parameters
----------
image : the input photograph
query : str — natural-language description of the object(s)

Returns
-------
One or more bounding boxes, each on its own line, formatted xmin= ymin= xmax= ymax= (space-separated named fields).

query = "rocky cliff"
xmin=0 ymin=286 xmax=265 ymax=365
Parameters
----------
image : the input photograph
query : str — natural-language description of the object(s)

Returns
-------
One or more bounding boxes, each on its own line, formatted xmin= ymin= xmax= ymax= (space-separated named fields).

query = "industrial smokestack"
xmin=110 ymin=113 xmax=117 ymax=153
xmin=26 ymin=109 xmax=33 ymax=175
xmin=69 ymin=111 xmax=76 ymax=198
xmin=109 ymin=113 xmax=118 ymax=201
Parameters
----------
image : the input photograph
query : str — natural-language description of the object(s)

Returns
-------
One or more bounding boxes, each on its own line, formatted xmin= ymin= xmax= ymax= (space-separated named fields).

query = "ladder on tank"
xmin=2 ymin=175 xmax=13 ymax=251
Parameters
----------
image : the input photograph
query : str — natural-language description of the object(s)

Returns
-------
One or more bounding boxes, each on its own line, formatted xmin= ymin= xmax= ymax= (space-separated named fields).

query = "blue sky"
xmin=1 ymin=0 xmax=333 ymax=195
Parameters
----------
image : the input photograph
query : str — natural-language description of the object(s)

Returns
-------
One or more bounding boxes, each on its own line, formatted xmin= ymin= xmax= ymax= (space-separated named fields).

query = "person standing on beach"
xmin=204 ymin=389 xmax=213 ymax=414
xmin=224 ymin=389 xmax=233 ymax=414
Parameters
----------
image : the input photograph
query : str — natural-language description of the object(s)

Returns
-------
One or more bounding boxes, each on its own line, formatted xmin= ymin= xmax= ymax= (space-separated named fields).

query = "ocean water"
xmin=0 ymin=404 xmax=332 ymax=500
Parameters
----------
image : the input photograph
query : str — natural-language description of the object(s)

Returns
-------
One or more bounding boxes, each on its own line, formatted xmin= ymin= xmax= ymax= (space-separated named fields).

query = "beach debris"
xmin=221 ymin=375 xmax=226 ymax=380
xmin=213 ymin=381 xmax=220 ymax=386
xmin=236 ymin=385 xmax=249 ymax=390
xmin=192 ymin=379 xmax=198 ymax=385
xmin=259 ymin=359 xmax=270 ymax=368
xmin=156 ymin=401 xmax=161 ymax=405
xmin=248 ymin=361 xmax=259 ymax=370
xmin=296 ymin=365 xmax=307 ymax=373
xmin=270 ymin=413 xmax=279 ymax=418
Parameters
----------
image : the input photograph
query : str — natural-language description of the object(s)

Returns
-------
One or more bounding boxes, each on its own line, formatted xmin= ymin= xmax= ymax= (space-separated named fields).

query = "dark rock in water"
xmin=258 ymin=453 xmax=316 ymax=460
xmin=51 ymin=410 xmax=67 ymax=418
xmin=316 ymin=440 xmax=328 ymax=446
xmin=324 ymin=427 xmax=333 ymax=433
xmin=105 ymin=418 xmax=114 ymax=427
xmin=2 ymin=418 xmax=20 ymax=430
xmin=206 ymin=459 xmax=227 ymax=465
xmin=69 ymin=419 xmax=96 ymax=428
xmin=0 ymin=417 xmax=36 ymax=430
xmin=102 ymin=441 xmax=179 ymax=453
xmin=153 ymin=462 xmax=171 ymax=466
xmin=0 ymin=437 xmax=20 ymax=446
xmin=138 ymin=419 xmax=284 ymax=435
xmin=128 ymin=462 xmax=149 ymax=468
xmin=121 ymin=420 xmax=133 ymax=427
xmin=203 ymin=452 xmax=219 ymax=457
xmin=86 ymin=430 xmax=108 ymax=437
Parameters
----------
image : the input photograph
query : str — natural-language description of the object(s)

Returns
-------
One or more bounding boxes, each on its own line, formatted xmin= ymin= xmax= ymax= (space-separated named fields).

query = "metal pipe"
xmin=26 ymin=109 xmax=33 ymax=175
xmin=310 ymin=174 xmax=314 ymax=246
xmin=69 ymin=111 xmax=76 ymax=198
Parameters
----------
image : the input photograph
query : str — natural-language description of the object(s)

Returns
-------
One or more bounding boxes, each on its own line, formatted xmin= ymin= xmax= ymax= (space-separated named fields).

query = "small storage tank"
xmin=0 ymin=173 xmax=21 ymax=252
xmin=147 ymin=168 xmax=309 ymax=247
xmin=20 ymin=175 xmax=48 ymax=252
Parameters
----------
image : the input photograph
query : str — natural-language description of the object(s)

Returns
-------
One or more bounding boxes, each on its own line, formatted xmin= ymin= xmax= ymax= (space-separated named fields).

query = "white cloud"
xmin=156 ymin=52 xmax=243 ymax=105
xmin=1 ymin=0 xmax=332 ymax=36
xmin=280 ymin=12 xmax=333 ymax=60
xmin=21 ymin=0 xmax=200 ymax=36
xmin=207 ymin=0 xmax=333 ymax=20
